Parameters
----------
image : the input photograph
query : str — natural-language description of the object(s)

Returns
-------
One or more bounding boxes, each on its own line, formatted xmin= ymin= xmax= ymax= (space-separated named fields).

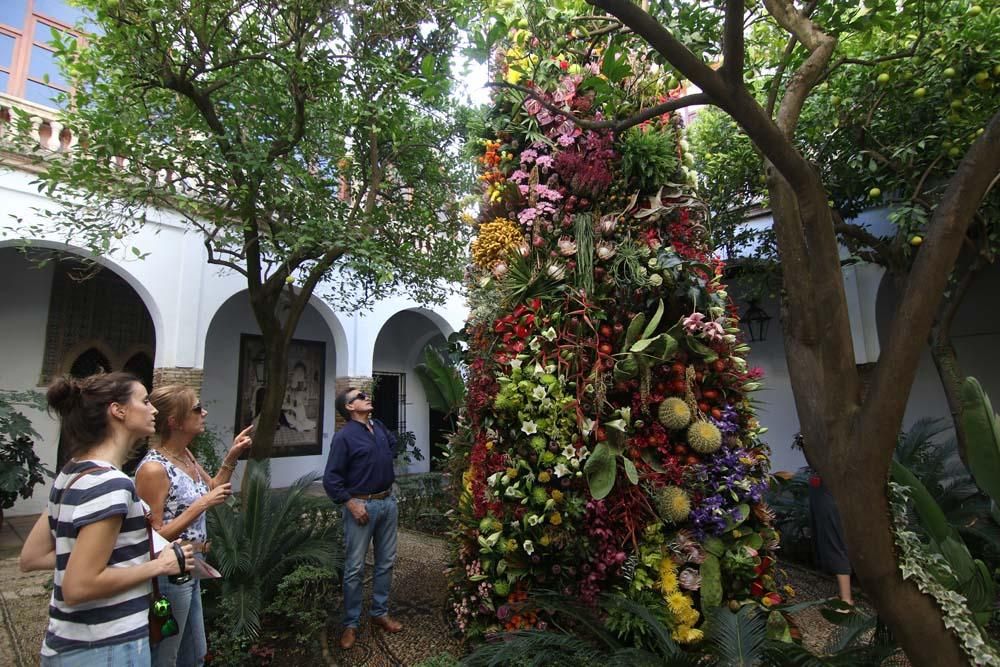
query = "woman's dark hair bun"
xmin=46 ymin=376 xmax=80 ymax=416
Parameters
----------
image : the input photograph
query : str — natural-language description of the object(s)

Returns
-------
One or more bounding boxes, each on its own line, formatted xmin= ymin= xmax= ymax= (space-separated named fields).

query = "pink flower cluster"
xmin=682 ymin=312 xmax=726 ymax=341
xmin=578 ymin=500 xmax=627 ymax=605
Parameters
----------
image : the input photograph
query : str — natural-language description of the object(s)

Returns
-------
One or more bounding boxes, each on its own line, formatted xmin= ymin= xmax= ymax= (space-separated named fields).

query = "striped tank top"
xmin=42 ymin=459 xmax=151 ymax=656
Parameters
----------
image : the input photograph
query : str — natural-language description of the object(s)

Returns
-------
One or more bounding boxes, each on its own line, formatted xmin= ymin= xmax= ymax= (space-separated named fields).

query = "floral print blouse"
xmin=137 ymin=448 xmax=209 ymax=543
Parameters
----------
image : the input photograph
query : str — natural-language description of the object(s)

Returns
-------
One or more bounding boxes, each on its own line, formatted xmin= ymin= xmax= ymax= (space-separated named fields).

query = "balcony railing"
xmin=0 ymin=93 xmax=78 ymax=157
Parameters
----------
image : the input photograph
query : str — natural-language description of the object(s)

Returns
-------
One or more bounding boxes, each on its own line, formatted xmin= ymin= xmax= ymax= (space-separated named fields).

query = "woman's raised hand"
xmin=227 ymin=425 xmax=254 ymax=459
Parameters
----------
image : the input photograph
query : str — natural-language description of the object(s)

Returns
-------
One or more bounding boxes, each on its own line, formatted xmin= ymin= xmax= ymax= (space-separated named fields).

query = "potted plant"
xmin=392 ymin=430 xmax=424 ymax=476
xmin=0 ymin=390 xmax=53 ymax=528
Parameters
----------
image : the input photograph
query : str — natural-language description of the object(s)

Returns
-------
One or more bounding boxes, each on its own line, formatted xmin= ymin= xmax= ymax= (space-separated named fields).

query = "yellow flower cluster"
xmin=471 ymin=217 xmax=523 ymax=269
xmin=659 ymin=558 xmax=702 ymax=644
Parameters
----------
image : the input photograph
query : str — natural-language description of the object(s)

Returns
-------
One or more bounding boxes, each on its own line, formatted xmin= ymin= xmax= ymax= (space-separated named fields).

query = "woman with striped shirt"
xmin=19 ymin=373 xmax=194 ymax=666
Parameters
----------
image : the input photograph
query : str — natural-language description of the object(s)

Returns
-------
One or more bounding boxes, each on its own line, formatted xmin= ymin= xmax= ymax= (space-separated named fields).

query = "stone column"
xmin=334 ymin=376 xmax=373 ymax=429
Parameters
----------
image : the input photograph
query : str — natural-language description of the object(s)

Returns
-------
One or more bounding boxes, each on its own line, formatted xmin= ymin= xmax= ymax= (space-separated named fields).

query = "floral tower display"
xmin=449 ymin=8 xmax=783 ymax=645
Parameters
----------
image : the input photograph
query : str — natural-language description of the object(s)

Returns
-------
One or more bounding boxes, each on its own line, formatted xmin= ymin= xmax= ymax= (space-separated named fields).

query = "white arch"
xmin=201 ymin=288 xmax=349 ymax=376
xmin=355 ymin=304 xmax=457 ymax=377
xmin=0 ymin=238 xmax=166 ymax=364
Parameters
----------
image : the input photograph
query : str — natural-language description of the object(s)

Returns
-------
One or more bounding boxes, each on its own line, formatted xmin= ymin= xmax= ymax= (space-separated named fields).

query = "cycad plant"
xmin=415 ymin=340 xmax=466 ymax=425
xmin=206 ymin=460 xmax=341 ymax=639
xmin=894 ymin=417 xmax=1000 ymax=567
xmin=460 ymin=594 xmax=897 ymax=667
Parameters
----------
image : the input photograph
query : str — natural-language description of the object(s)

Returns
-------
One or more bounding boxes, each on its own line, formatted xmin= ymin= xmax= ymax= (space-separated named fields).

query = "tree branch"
xmin=762 ymin=0 xmax=837 ymax=137
xmin=486 ymin=82 xmax=710 ymax=132
xmin=861 ymin=108 xmax=1000 ymax=464
xmin=721 ymin=0 xmax=745 ymax=85
xmin=765 ymin=34 xmax=798 ymax=119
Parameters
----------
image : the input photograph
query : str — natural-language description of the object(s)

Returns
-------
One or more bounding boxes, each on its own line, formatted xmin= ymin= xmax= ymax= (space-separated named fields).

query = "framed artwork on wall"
xmin=234 ymin=334 xmax=325 ymax=457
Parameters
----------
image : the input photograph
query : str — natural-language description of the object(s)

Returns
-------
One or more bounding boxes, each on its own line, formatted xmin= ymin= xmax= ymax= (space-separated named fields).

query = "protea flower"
xmin=492 ymin=261 xmax=509 ymax=279
xmin=679 ymin=568 xmax=702 ymax=591
xmin=557 ymin=236 xmax=578 ymax=256
xmin=595 ymin=241 xmax=616 ymax=260
xmin=596 ymin=214 xmax=618 ymax=236
xmin=517 ymin=242 xmax=531 ymax=257
xmin=546 ymin=262 xmax=567 ymax=280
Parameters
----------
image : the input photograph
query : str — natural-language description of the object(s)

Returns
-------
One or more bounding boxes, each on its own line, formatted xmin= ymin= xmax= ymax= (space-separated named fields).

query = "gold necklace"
xmin=159 ymin=447 xmax=196 ymax=476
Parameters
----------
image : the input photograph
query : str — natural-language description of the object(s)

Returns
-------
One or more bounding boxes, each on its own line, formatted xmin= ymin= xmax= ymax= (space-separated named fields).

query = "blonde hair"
xmin=149 ymin=385 xmax=197 ymax=438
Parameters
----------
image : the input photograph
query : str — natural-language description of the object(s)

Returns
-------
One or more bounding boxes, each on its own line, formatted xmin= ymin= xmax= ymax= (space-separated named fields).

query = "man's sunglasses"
xmin=349 ymin=392 xmax=368 ymax=403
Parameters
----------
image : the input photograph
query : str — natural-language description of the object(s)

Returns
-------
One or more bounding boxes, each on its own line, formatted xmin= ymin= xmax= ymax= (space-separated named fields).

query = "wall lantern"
xmin=742 ymin=300 xmax=772 ymax=342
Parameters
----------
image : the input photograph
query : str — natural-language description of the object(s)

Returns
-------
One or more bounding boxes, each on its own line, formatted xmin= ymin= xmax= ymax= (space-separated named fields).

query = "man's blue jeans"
xmin=341 ymin=495 xmax=398 ymax=628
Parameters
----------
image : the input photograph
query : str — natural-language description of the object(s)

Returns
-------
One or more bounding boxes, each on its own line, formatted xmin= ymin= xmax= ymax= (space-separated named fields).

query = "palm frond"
xmin=460 ymin=630 xmax=605 ymax=667
xmin=205 ymin=462 xmax=341 ymax=639
xmin=608 ymin=647 xmax=699 ymax=667
xmin=704 ymin=606 xmax=767 ymax=667
xmin=221 ymin=582 xmax=262 ymax=640
xmin=604 ymin=595 xmax=684 ymax=658
xmin=894 ymin=417 xmax=951 ymax=467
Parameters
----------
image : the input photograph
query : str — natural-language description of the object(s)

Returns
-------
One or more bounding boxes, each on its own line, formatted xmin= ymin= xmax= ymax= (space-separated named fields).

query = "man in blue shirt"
xmin=324 ymin=387 xmax=403 ymax=650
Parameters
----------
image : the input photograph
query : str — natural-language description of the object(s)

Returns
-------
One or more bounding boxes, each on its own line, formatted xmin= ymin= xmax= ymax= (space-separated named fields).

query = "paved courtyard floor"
xmin=0 ymin=516 xmax=903 ymax=666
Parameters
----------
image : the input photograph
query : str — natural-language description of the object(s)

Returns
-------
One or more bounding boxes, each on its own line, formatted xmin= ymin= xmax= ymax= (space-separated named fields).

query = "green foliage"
xmin=263 ymin=564 xmax=338 ymax=659
xmin=415 ymin=343 xmax=467 ymax=422
xmin=10 ymin=0 xmax=476 ymax=459
xmin=620 ymin=126 xmax=679 ymax=195
xmin=890 ymin=459 xmax=995 ymax=625
xmin=889 ymin=482 xmax=1000 ymax=664
xmin=703 ymin=606 xmax=767 ymax=667
xmin=894 ymin=417 xmax=1000 ymax=568
xmin=699 ymin=553 xmax=723 ymax=613
xmin=414 ymin=653 xmax=462 ymax=667
xmin=30 ymin=0 xmax=472 ymax=307
xmin=0 ymin=390 xmax=52 ymax=510
xmin=764 ymin=471 xmax=813 ymax=565
xmin=206 ymin=460 xmax=340 ymax=641
xmin=461 ymin=590 xmax=894 ymax=666
xmin=189 ymin=426 xmax=224 ymax=477
xmin=962 ymin=377 xmax=1000 ymax=508
xmin=396 ymin=472 xmax=451 ymax=536
xmin=393 ymin=429 xmax=425 ymax=469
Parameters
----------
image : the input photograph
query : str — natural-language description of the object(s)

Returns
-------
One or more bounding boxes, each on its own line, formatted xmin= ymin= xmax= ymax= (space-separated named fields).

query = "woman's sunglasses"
xmin=191 ymin=403 xmax=204 ymax=413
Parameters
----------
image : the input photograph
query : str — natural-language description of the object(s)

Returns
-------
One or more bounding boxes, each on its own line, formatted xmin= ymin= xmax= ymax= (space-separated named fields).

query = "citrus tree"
xmin=688 ymin=2 xmax=1000 ymax=460
xmin=472 ymin=0 xmax=1000 ymax=663
xmin=16 ymin=0 xmax=471 ymax=459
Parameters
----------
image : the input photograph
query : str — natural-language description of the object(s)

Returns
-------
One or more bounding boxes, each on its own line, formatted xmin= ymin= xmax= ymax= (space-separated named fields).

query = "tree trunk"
xmin=250 ymin=335 xmax=291 ymax=461
xmin=767 ymin=176 xmax=970 ymax=666
xmin=828 ymin=440 xmax=969 ymax=667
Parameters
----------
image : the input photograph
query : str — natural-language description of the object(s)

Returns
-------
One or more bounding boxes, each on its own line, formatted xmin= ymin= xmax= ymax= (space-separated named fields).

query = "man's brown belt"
xmin=352 ymin=489 xmax=392 ymax=501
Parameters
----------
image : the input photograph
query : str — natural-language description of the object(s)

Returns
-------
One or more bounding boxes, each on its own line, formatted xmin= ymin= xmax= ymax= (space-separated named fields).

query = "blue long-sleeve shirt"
xmin=323 ymin=419 xmax=398 ymax=503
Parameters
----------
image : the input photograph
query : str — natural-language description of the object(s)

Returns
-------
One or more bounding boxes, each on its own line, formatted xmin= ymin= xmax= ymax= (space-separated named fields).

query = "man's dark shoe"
xmin=372 ymin=615 xmax=403 ymax=633
xmin=340 ymin=627 xmax=357 ymax=650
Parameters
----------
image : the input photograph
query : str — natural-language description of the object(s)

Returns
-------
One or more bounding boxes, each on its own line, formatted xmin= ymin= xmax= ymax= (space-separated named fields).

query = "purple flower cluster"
xmin=708 ymin=404 xmax=741 ymax=436
xmin=686 ymin=444 xmax=769 ymax=539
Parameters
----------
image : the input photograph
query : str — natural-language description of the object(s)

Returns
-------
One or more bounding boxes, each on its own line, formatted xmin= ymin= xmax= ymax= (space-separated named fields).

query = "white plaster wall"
xmin=877 ymin=262 xmax=1000 ymax=431
xmin=371 ymin=311 xmax=450 ymax=474
xmin=199 ymin=292 xmax=339 ymax=490
xmin=0 ymin=249 xmax=59 ymax=515
xmin=0 ymin=169 xmax=199 ymax=368
xmin=732 ymin=294 xmax=807 ymax=474
xmin=347 ymin=293 xmax=464 ymax=376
